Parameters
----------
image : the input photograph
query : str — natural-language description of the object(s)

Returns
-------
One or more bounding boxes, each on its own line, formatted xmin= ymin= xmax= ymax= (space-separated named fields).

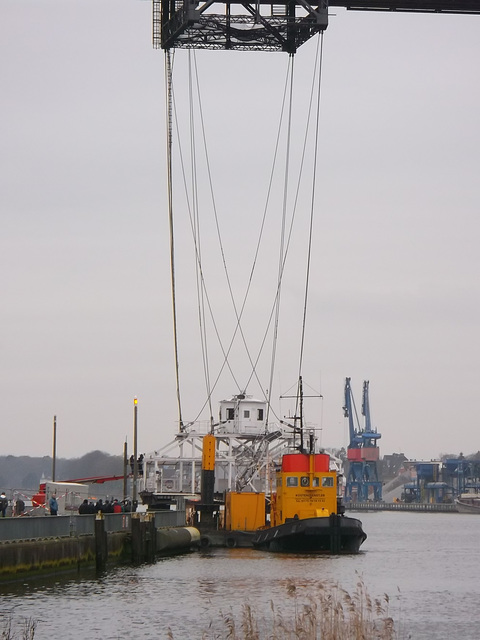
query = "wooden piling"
xmin=94 ymin=516 xmax=107 ymax=570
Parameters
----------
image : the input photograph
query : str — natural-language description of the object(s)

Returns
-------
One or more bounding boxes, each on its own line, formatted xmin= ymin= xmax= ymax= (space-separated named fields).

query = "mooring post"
xmin=131 ymin=515 xmax=143 ymax=563
xmin=95 ymin=514 xmax=107 ymax=571
xmin=145 ymin=514 xmax=156 ymax=563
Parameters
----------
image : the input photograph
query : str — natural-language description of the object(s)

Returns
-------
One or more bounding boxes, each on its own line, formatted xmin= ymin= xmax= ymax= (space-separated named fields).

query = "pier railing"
xmin=0 ymin=509 xmax=187 ymax=542
xmin=0 ymin=515 xmax=72 ymax=541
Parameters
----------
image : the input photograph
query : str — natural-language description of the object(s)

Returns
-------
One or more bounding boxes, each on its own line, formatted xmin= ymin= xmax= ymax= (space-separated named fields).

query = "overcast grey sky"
xmin=2 ymin=0 xmax=480 ymax=462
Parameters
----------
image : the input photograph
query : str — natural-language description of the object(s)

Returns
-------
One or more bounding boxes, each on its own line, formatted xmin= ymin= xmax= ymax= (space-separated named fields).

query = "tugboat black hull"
xmin=252 ymin=514 xmax=366 ymax=554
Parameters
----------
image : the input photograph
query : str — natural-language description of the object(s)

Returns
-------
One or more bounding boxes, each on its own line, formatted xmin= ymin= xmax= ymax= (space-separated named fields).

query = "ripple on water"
xmin=2 ymin=513 xmax=480 ymax=639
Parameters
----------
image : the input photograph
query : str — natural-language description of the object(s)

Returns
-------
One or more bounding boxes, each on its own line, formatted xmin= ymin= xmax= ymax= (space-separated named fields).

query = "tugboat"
xmin=252 ymin=378 xmax=367 ymax=554
xmin=252 ymin=448 xmax=366 ymax=553
xmin=144 ymin=384 xmax=367 ymax=554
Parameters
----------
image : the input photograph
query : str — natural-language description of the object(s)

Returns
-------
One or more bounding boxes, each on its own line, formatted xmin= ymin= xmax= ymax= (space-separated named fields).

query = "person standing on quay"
xmin=49 ymin=494 xmax=58 ymax=516
xmin=15 ymin=497 xmax=25 ymax=516
xmin=78 ymin=499 xmax=89 ymax=514
xmin=0 ymin=492 xmax=8 ymax=517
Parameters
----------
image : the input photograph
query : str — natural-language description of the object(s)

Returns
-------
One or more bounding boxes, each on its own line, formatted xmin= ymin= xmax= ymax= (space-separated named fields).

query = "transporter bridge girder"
xmin=154 ymin=0 xmax=328 ymax=53
xmin=154 ymin=0 xmax=480 ymax=53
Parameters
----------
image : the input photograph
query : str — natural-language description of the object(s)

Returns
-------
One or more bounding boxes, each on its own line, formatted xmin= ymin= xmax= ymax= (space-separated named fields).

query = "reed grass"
xmin=1 ymin=617 xmax=37 ymax=640
xmin=167 ymin=578 xmax=402 ymax=639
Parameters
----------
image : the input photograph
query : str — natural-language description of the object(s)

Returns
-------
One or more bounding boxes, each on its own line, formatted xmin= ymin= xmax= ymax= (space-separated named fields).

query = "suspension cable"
xmin=201 ymin=55 xmax=296 ymax=408
xmin=169 ymin=52 xmax=245 ymax=427
xmin=295 ymin=33 xmax=325 ymax=417
xmin=167 ymin=40 xmax=325 ymax=429
xmin=264 ymin=53 xmax=295 ymax=425
xmin=188 ymin=51 xmax=215 ymax=425
xmin=240 ymin=40 xmax=325 ymax=425
xmin=179 ymin=54 xmax=296 ymax=426
xmin=165 ymin=49 xmax=184 ymax=432
xmin=192 ymin=53 xmax=247 ymax=397
xmin=247 ymin=34 xmax=325 ymax=424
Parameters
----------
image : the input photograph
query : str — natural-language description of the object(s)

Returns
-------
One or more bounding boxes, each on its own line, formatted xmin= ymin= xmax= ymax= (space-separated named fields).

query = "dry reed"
xmin=1 ymin=617 xmax=37 ymax=640
xmin=168 ymin=577 xmax=402 ymax=639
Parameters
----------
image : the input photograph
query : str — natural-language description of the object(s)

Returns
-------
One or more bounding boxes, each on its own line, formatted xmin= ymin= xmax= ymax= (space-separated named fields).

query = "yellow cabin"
xmin=272 ymin=452 xmax=337 ymax=526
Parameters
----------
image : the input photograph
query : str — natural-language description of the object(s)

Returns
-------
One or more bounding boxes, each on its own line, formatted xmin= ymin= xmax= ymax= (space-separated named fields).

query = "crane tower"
xmin=343 ymin=378 xmax=382 ymax=502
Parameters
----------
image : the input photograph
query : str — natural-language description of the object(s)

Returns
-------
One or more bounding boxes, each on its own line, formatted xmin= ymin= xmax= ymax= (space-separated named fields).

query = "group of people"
xmin=1 ymin=492 xmax=26 ymax=517
xmin=78 ymin=498 xmax=136 ymax=514
xmin=0 ymin=492 xmax=58 ymax=517
xmin=0 ymin=492 xmax=138 ymax=517
xmin=129 ymin=454 xmax=144 ymax=475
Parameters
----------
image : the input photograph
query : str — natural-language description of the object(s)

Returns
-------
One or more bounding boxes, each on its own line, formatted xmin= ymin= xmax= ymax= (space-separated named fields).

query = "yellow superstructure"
xmin=271 ymin=453 xmax=337 ymax=526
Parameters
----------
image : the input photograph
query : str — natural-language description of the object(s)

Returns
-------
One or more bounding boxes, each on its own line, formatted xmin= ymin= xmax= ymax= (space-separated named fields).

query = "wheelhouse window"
xmin=244 ymin=410 xmax=250 ymax=418
xmin=286 ymin=477 xmax=298 ymax=487
xmin=300 ymin=476 xmax=309 ymax=487
xmin=322 ymin=477 xmax=334 ymax=487
xmin=226 ymin=408 xmax=235 ymax=420
xmin=313 ymin=477 xmax=320 ymax=487
xmin=257 ymin=408 xmax=264 ymax=421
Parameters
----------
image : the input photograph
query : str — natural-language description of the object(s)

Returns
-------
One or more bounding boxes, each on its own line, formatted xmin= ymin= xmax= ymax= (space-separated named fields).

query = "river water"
xmin=1 ymin=511 xmax=480 ymax=639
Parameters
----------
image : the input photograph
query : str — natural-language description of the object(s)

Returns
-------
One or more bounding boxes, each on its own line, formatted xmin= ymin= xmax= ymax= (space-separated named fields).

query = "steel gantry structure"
xmin=154 ymin=0 xmax=480 ymax=53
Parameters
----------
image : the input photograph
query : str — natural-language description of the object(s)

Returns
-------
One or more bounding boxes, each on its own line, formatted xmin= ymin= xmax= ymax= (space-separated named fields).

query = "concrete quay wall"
xmin=0 ymin=529 xmax=128 ymax=581
xmin=0 ymin=511 xmax=196 ymax=581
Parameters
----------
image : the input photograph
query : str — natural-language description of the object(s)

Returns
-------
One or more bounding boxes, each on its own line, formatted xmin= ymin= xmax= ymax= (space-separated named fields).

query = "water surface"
xmin=2 ymin=512 xmax=480 ymax=639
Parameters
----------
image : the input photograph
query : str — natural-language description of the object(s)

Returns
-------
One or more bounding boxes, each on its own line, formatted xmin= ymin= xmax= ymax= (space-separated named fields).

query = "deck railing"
xmin=345 ymin=501 xmax=457 ymax=513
